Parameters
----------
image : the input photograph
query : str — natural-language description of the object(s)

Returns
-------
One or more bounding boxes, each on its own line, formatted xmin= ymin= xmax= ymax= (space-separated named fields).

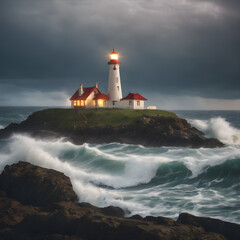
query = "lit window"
xmin=74 ymin=101 xmax=76 ymax=106
xmin=81 ymin=100 xmax=84 ymax=106
xmin=77 ymin=100 xmax=80 ymax=106
xmin=137 ymin=101 xmax=140 ymax=106
xmin=98 ymin=100 xmax=103 ymax=106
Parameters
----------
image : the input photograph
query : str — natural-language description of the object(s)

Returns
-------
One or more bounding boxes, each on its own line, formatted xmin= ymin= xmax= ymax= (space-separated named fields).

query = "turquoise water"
xmin=0 ymin=107 xmax=240 ymax=223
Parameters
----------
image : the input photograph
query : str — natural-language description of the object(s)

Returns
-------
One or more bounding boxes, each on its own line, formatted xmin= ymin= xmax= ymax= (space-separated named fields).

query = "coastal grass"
xmin=31 ymin=108 xmax=177 ymax=129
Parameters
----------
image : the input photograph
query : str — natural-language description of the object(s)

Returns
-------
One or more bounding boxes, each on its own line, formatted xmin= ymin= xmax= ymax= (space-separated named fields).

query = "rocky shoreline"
xmin=0 ymin=108 xmax=224 ymax=148
xmin=0 ymin=161 xmax=239 ymax=240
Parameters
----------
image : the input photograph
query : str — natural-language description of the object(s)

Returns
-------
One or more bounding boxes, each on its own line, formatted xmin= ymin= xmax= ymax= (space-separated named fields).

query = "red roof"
xmin=70 ymin=86 xmax=109 ymax=101
xmin=108 ymin=59 xmax=120 ymax=65
xmin=93 ymin=93 xmax=109 ymax=100
xmin=121 ymin=93 xmax=147 ymax=101
xmin=70 ymin=87 xmax=96 ymax=100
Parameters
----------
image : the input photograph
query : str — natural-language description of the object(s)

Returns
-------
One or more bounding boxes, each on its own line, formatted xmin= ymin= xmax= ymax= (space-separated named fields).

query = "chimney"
xmin=79 ymin=84 xmax=83 ymax=96
xmin=95 ymin=82 xmax=98 ymax=88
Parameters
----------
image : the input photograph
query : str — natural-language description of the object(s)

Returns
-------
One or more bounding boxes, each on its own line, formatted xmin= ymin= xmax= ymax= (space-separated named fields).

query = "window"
xmin=113 ymin=101 xmax=116 ymax=106
xmin=103 ymin=100 xmax=106 ymax=106
xmin=116 ymin=77 xmax=118 ymax=83
xmin=74 ymin=101 xmax=76 ymax=106
xmin=81 ymin=100 xmax=84 ymax=106
xmin=137 ymin=101 xmax=140 ymax=106
xmin=77 ymin=100 xmax=80 ymax=106
xmin=129 ymin=101 xmax=132 ymax=106
xmin=117 ymin=86 xmax=119 ymax=91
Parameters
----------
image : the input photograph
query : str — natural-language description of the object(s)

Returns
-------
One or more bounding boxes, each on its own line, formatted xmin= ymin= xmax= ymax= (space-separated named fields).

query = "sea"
xmin=0 ymin=107 xmax=240 ymax=224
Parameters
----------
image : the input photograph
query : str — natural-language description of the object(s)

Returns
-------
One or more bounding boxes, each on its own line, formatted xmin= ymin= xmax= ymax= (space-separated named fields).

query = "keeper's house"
xmin=70 ymin=84 xmax=109 ymax=108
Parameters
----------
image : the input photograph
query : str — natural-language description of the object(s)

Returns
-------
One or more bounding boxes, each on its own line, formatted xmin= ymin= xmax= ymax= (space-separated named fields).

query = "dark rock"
xmin=0 ymin=161 xmax=78 ymax=206
xmin=101 ymin=206 xmax=125 ymax=217
xmin=177 ymin=212 xmax=240 ymax=240
xmin=16 ymin=202 xmax=226 ymax=240
xmin=144 ymin=216 xmax=177 ymax=226
xmin=0 ymin=123 xmax=19 ymax=139
xmin=0 ymin=195 xmax=37 ymax=228
xmin=135 ymin=116 xmax=224 ymax=148
xmin=129 ymin=214 xmax=143 ymax=220
xmin=0 ymin=190 xmax=6 ymax=197
xmin=0 ymin=230 xmax=84 ymax=240
xmin=78 ymin=202 xmax=125 ymax=217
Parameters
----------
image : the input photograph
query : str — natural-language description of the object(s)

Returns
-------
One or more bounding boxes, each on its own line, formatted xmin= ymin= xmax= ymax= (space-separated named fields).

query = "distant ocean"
xmin=0 ymin=107 xmax=240 ymax=223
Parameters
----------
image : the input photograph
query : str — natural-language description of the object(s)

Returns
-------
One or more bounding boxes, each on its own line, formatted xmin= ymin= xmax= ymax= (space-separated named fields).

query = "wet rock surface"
xmin=0 ymin=161 xmax=239 ymax=239
xmin=0 ymin=161 xmax=78 ymax=206
xmin=178 ymin=213 xmax=240 ymax=240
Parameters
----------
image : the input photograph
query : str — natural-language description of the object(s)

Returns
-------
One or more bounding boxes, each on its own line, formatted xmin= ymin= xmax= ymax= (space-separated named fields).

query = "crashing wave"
xmin=189 ymin=117 xmax=240 ymax=145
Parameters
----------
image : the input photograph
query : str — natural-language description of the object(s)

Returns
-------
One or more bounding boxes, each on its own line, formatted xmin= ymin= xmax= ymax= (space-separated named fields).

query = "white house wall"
xmin=119 ymin=100 xmax=145 ymax=109
xmin=85 ymin=90 xmax=108 ymax=108
xmin=133 ymin=100 xmax=145 ymax=109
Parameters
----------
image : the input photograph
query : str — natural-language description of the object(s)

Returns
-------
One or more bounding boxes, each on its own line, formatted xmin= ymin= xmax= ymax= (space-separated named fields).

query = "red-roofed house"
xmin=70 ymin=83 xmax=109 ymax=108
xmin=120 ymin=93 xmax=147 ymax=109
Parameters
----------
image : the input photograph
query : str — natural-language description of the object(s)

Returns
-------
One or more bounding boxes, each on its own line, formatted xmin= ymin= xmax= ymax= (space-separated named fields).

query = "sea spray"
xmin=189 ymin=117 xmax=240 ymax=145
xmin=0 ymin=134 xmax=240 ymax=223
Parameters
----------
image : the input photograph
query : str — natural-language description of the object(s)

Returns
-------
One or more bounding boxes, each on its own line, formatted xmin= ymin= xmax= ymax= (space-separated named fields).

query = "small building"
xmin=120 ymin=93 xmax=147 ymax=109
xmin=69 ymin=84 xmax=109 ymax=108
xmin=70 ymin=49 xmax=149 ymax=109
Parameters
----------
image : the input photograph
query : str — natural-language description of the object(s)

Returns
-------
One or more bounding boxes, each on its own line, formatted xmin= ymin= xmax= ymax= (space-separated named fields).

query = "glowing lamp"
xmin=110 ymin=48 xmax=118 ymax=60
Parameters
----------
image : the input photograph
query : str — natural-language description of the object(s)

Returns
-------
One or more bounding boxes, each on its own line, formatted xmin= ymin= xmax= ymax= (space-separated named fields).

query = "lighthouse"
xmin=107 ymin=49 xmax=123 ymax=107
xmin=69 ymin=48 xmax=150 ymax=109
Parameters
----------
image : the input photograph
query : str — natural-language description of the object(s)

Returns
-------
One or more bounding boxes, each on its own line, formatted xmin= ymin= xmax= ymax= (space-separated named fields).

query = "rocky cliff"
xmin=1 ymin=161 xmax=240 ymax=240
xmin=0 ymin=108 xmax=224 ymax=148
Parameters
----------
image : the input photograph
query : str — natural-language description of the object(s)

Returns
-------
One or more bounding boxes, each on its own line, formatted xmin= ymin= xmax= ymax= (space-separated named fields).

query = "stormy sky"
xmin=0 ymin=0 xmax=240 ymax=109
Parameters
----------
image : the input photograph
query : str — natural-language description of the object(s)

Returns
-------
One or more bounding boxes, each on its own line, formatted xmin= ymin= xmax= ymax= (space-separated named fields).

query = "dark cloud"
xmin=0 ymin=0 xmax=239 ymax=105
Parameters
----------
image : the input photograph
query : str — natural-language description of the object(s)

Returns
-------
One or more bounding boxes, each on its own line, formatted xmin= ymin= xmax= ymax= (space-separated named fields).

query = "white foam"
xmin=190 ymin=117 xmax=240 ymax=145
xmin=0 ymin=124 xmax=4 ymax=129
xmin=2 ymin=134 xmax=239 ymax=186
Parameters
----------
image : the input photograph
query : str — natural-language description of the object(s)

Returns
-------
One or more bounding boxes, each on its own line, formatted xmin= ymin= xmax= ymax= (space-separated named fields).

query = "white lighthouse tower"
xmin=107 ymin=49 xmax=122 ymax=107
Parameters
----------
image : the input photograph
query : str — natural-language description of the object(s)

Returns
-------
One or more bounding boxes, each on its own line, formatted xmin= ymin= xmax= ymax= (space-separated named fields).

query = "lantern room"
xmin=110 ymin=48 xmax=118 ymax=60
xmin=108 ymin=48 xmax=120 ymax=65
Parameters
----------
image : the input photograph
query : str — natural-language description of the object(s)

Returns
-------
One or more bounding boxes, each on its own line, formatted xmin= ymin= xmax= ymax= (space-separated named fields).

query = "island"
xmin=0 ymin=108 xmax=223 ymax=148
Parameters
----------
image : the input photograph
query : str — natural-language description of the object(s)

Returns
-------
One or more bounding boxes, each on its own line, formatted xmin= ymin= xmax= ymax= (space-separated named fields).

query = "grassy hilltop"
xmin=30 ymin=108 xmax=177 ymax=129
